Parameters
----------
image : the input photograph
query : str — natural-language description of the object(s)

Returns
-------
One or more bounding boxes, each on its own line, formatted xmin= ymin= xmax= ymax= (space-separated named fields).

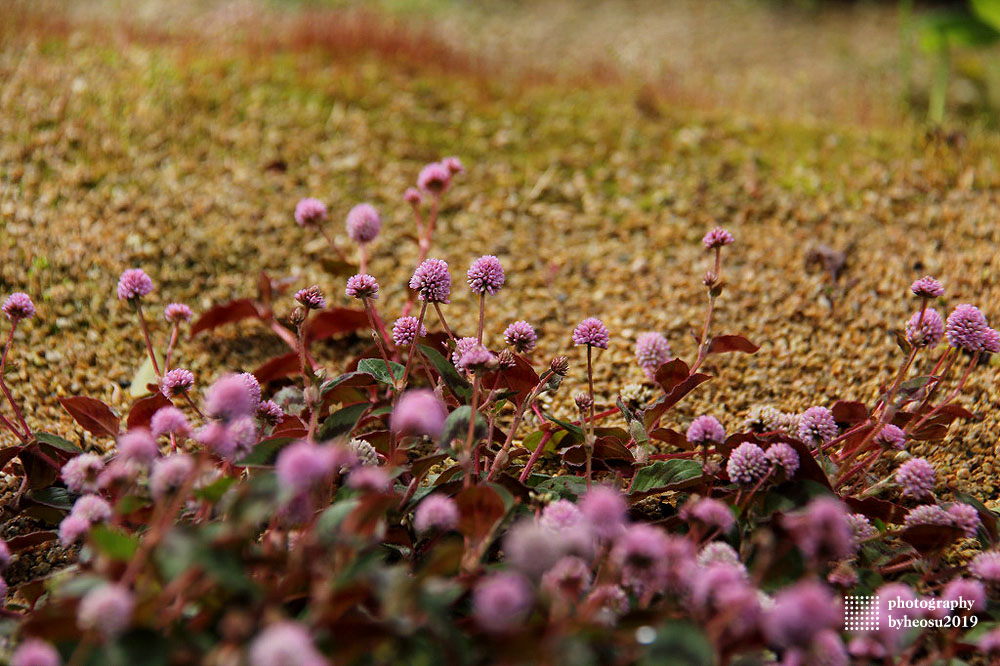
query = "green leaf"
xmin=129 ymin=352 xmax=165 ymax=398
xmin=637 ymin=621 xmax=714 ymax=666
xmin=318 ymin=402 xmax=369 ymax=440
xmin=418 ymin=344 xmax=472 ymax=401
xmin=534 ymin=475 xmax=589 ymax=499
xmin=521 ymin=430 xmax=564 ymax=453
xmin=438 ymin=406 xmax=488 ymax=453
xmin=630 ymin=459 xmax=703 ymax=494
xmin=542 ymin=412 xmax=585 ymax=439
xmin=238 ymin=437 xmax=296 ymax=466
xmin=316 ymin=499 xmax=361 ymax=544
xmin=357 ymin=358 xmax=405 ymax=386
xmin=89 ymin=524 xmax=140 ymax=561
xmin=27 ymin=486 xmax=77 ymax=510
xmin=34 ymin=432 xmax=81 ymax=453
xmin=919 ymin=10 xmax=1000 ymax=52
xmin=195 ymin=476 xmax=236 ymax=502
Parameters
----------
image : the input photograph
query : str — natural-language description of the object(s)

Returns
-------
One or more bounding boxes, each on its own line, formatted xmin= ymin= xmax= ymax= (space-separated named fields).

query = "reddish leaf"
xmin=899 ymin=524 xmax=965 ymax=554
xmin=59 ymin=396 xmax=120 ymax=438
xmin=5 ymin=531 xmax=57 ymax=553
xmin=649 ymin=428 xmax=691 ymax=450
xmin=305 ymin=308 xmax=368 ymax=342
xmin=644 ymin=372 xmax=712 ymax=428
xmin=707 ymin=335 xmax=759 ymax=355
xmin=456 ymin=485 xmax=507 ymax=542
xmin=271 ymin=414 xmax=308 ymax=439
xmin=654 ymin=358 xmax=690 ymax=394
xmin=832 ymin=401 xmax=869 ymax=426
xmin=0 ymin=445 xmax=24 ymax=471
xmin=481 ymin=354 xmax=540 ymax=406
xmin=126 ymin=393 xmax=172 ymax=431
xmin=844 ymin=496 xmax=905 ymax=524
xmin=257 ymin=271 xmax=273 ymax=309
xmin=909 ymin=423 xmax=949 ymax=441
xmin=190 ymin=299 xmax=261 ymax=337
xmin=934 ymin=404 xmax=980 ymax=421
xmin=253 ymin=352 xmax=302 ymax=384
xmin=341 ymin=494 xmax=398 ymax=539
xmin=563 ymin=437 xmax=634 ymax=471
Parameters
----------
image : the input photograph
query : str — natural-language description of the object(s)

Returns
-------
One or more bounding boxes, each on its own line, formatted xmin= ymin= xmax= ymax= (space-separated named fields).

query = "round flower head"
xmin=0 ymin=540 xmax=8 ymax=571
xmin=981 ymin=628 xmax=1000 ymax=654
xmin=911 ymin=276 xmax=944 ymax=299
xmin=275 ymin=441 xmax=334 ymax=492
xmin=702 ymin=227 xmax=734 ymax=249
xmin=409 ymin=258 xmax=451 ymax=303
xmin=946 ymin=304 xmax=989 ymax=351
xmin=58 ymin=514 xmax=90 ymax=547
xmin=391 ymin=316 xmax=427 ymax=346
xmin=681 ymin=497 xmax=734 ymax=532
xmin=726 ymin=442 xmax=769 ymax=485
xmin=874 ymin=424 xmax=906 ymax=450
xmin=256 ymin=399 xmax=283 ymax=426
xmin=236 ymin=372 xmax=262 ymax=407
xmin=896 ymin=457 xmax=936 ymax=500
xmin=797 ymin=406 xmax=838 ymax=448
xmin=417 ymin=162 xmax=451 ymax=193
xmin=3 ymin=292 xmax=35 ymax=321
xmin=539 ymin=499 xmax=583 ymax=532
xmin=442 ymin=156 xmax=465 ymax=174
xmin=348 ymin=437 xmax=379 ymax=467
xmin=635 ymin=332 xmax=671 ymax=379
xmin=903 ymin=504 xmax=952 ymax=530
xmin=347 ymin=465 xmax=391 ymax=492
xmin=578 ymin=486 xmax=627 ymax=540
xmin=541 ymin=556 xmax=592 ymax=599
xmin=473 ymin=573 xmax=533 ymax=633
xmin=230 ymin=417 xmax=258 ymax=460
xmin=764 ymin=442 xmax=800 ymax=477
xmin=117 ymin=429 xmax=158 ymax=465
xmin=697 ymin=541 xmax=742 ymax=568
xmin=687 ymin=414 xmax=726 ymax=446
xmin=294 ymin=197 xmax=327 ymax=227
xmin=847 ymin=513 xmax=878 ymax=544
xmin=970 ymin=551 xmax=1000 ymax=583
xmin=742 ymin=405 xmax=787 ymax=433
xmin=456 ymin=344 xmax=496 ymax=374
xmin=164 ymin=303 xmax=193 ymax=323
xmin=764 ymin=581 xmax=840 ymax=649
xmin=345 ymin=203 xmax=381 ymax=244
xmin=116 ymin=268 xmax=153 ymax=301
xmin=503 ymin=320 xmax=537 ymax=354
xmin=905 ymin=308 xmax=944 ymax=348
xmin=391 ymin=389 xmax=447 ymax=439
xmin=295 ymin=285 xmax=326 ymax=310
xmin=77 ymin=584 xmax=134 ymax=639
xmin=161 ymin=368 xmax=194 ymax=398
xmin=944 ymin=577 xmax=986 ymax=612
xmin=403 ymin=187 xmax=422 ymax=206
xmin=503 ymin=521 xmax=562 ymax=576
xmin=947 ymin=502 xmax=981 ymax=537
xmin=204 ymin=374 xmax=256 ymax=421
xmin=195 ymin=422 xmax=237 ymax=459
xmin=149 ymin=454 xmax=195 ymax=500
xmin=467 ymin=255 xmax=505 ymax=295
xmin=344 ymin=274 xmax=378 ymax=301
xmin=11 ymin=638 xmax=61 ymax=666
xmin=413 ymin=494 xmax=459 ymax=533
xmin=61 ymin=453 xmax=105 ymax=493
xmin=983 ymin=327 xmax=1000 ymax=355
xmin=248 ymin=621 xmax=326 ymax=666
xmin=71 ymin=494 xmax=112 ymax=523
xmin=451 ymin=337 xmax=479 ymax=369
xmin=572 ymin=317 xmax=609 ymax=349
xmin=784 ymin=497 xmax=854 ymax=561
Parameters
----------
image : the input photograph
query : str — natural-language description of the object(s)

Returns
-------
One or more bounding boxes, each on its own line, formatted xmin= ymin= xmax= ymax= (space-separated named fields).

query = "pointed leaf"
xmin=630 ymin=459 xmax=703 ymax=495
xmin=34 ymin=432 xmax=81 ymax=454
xmin=438 ymin=406 xmax=488 ymax=452
xmin=89 ymin=524 xmax=140 ymax=561
xmin=654 ymin=358 xmax=690 ymax=394
xmin=644 ymin=372 xmax=712 ymax=428
xmin=253 ymin=352 xmax=302 ymax=384
xmin=318 ymin=402 xmax=369 ymax=441
xmin=59 ymin=396 xmax=120 ymax=438
xmin=455 ymin=484 xmax=507 ymax=541
xmin=707 ymin=334 xmax=760 ymax=355
xmin=126 ymin=393 xmax=172 ymax=432
xmin=418 ymin=344 xmax=472 ymax=401
xmin=832 ymin=400 xmax=869 ymax=426
xmin=357 ymin=358 xmax=405 ymax=385
xmin=305 ymin=308 xmax=368 ymax=342
xmin=190 ymin=299 xmax=261 ymax=337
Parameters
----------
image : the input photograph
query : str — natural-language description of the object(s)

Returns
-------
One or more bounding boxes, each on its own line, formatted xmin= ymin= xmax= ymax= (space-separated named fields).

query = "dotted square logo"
xmin=844 ymin=595 xmax=880 ymax=631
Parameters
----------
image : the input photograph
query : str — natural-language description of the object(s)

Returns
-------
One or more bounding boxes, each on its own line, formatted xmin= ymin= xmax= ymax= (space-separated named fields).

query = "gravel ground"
xmin=1 ymin=1 xmax=999 ymax=531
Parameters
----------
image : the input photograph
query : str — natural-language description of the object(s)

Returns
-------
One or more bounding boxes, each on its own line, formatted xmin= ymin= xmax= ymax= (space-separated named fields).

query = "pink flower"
xmin=249 ymin=622 xmax=326 ymax=666
xmin=946 ymin=304 xmax=989 ymax=352
xmin=784 ymin=497 xmax=854 ymax=561
xmin=256 ymin=400 xmax=283 ymax=426
xmin=686 ymin=415 xmax=726 ymax=445
xmin=702 ymin=227 xmax=734 ymax=249
xmin=77 ymin=584 xmax=134 ymax=639
xmin=347 ymin=466 xmax=391 ymax=492
xmin=896 ymin=458 xmax=936 ymax=500
xmin=2 ymin=293 xmax=35 ymax=321
xmin=116 ymin=269 xmax=153 ymax=301
xmin=473 ymin=573 xmax=533 ymax=633
xmin=204 ymin=374 xmax=256 ymax=421
xmin=983 ymin=327 xmax=1000 ymax=355
xmin=681 ymin=497 xmax=734 ymax=532
xmin=294 ymin=197 xmax=327 ymax=227
xmin=295 ymin=285 xmax=326 ymax=310
xmin=164 ymin=303 xmax=193 ymax=323
xmin=391 ymin=316 xmax=427 ymax=346
xmin=58 ymin=515 xmax=90 ymax=547
xmin=905 ymin=309 xmax=945 ymax=347
xmin=275 ymin=441 xmax=334 ymax=492
xmin=539 ymin=500 xmax=583 ymax=531
xmin=572 ymin=317 xmax=609 ymax=349
xmin=161 ymin=368 xmax=194 ymax=398
xmin=910 ymin=275 xmax=944 ymax=299
xmin=61 ymin=454 xmax=104 ymax=493
xmin=873 ymin=424 xmax=906 ymax=450
xmin=764 ymin=581 xmax=840 ymax=649
xmin=726 ymin=442 xmax=769 ymax=485
xmin=71 ymin=494 xmax=112 ymax=523
xmin=578 ymin=486 xmax=626 ymax=540
xmin=943 ymin=578 xmax=986 ymax=612
xmin=238 ymin=372 xmax=262 ymax=407
xmin=117 ymin=429 xmax=159 ymax=465
xmin=391 ymin=390 xmax=447 ymax=439
xmin=403 ymin=187 xmax=422 ymax=206
xmin=456 ymin=343 xmax=496 ymax=374
xmin=635 ymin=332 xmax=671 ymax=379
xmin=970 ymin=551 xmax=1000 ymax=583
xmin=149 ymin=454 xmax=195 ymax=499
xmin=413 ymin=494 xmax=459 ymax=533
xmin=417 ymin=162 xmax=451 ymax=193
xmin=503 ymin=320 xmax=537 ymax=353
xmin=764 ymin=442 xmax=800 ymax=476
xmin=797 ymin=406 xmax=838 ymax=447
xmin=467 ymin=255 xmax=505 ymax=295
xmin=345 ymin=203 xmax=381 ymax=244
xmin=11 ymin=638 xmax=61 ymax=666
xmin=409 ymin=258 xmax=451 ymax=303
xmin=540 ymin=556 xmax=591 ymax=599
xmin=344 ymin=274 xmax=378 ymax=300
xmin=442 ymin=156 xmax=465 ymax=174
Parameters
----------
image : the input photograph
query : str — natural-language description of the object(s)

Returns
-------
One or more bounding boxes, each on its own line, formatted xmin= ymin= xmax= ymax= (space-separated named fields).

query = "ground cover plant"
xmin=5 ymin=2 xmax=1000 ymax=665
xmin=0 ymin=154 xmax=999 ymax=665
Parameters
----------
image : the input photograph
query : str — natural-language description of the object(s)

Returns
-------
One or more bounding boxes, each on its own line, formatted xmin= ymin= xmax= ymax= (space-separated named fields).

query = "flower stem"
xmin=476 ymin=294 xmax=485 ymax=344
xmin=0 ymin=324 xmax=31 ymax=439
xmin=134 ymin=302 xmax=161 ymax=377
xmin=464 ymin=373 xmax=482 ymax=488
xmin=433 ymin=302 xmax=457 ymax=341
xmin=399 ymin=301 xmax=428 ymax=390
xmin=364 ymin=298 xmax=397 ymax=386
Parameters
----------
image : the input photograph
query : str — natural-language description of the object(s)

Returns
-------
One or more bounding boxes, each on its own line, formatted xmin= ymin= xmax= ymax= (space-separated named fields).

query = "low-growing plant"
xmin=1 ymin=157 xmax=1000 ymax=665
